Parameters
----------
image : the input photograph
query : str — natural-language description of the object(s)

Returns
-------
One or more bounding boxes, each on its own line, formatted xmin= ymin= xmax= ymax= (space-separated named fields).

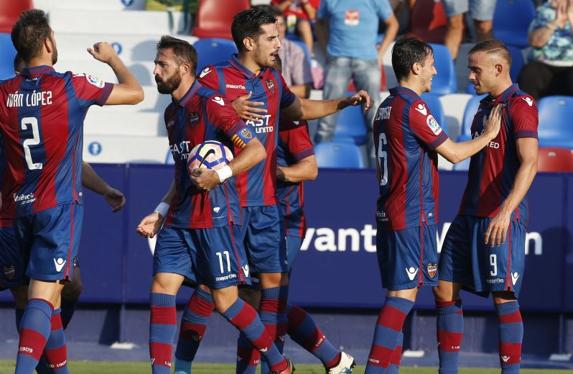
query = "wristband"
xmin=154 ymin=202 xmax=170 ymax=217
xmin=215 ymin=165 xmax=233 ymax=183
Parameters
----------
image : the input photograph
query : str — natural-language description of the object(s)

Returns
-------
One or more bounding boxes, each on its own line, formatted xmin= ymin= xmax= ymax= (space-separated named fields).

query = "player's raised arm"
xmin=81 ymin=162 xmax=126 ymax=212
xmin=435 ymin=104 xmax=502 ymax=164
xmin=281 ymin=90 xmax=371 ymax=121
xmin=87 ymin=42 xmax=144 ymax=105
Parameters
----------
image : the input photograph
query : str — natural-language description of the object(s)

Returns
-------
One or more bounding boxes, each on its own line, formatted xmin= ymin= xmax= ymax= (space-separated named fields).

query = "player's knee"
xmin=151 ymin=276 xmax=179 ymax=295
xmin=432 ymin=284 xmax=457 ymax=303
xmin=258 ymin=273 xmax=284 ymax=288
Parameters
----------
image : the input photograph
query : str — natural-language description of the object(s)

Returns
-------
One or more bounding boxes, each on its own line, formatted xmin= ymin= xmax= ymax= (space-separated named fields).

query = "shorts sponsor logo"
xmin=486 ymin=277 xmax=504 ymax=284
xmin=406 ymin=267 xmax=419 ymax=281
xmin=242 ymin=264 xmax=250 ymax=278
xmin=54 ymin=258 xmax=66 ymax=273
xmin=215 ymin=273 xmax=237 ymax=282
xmin=427 ymin=263 xmax=438 ymax=278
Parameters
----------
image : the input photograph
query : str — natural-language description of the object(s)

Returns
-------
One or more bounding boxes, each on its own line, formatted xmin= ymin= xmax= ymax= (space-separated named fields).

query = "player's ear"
xmin=243 ymin=37 xmax=255 ymax=52
xmin=494 ymin=63 xmax=503 ymax=77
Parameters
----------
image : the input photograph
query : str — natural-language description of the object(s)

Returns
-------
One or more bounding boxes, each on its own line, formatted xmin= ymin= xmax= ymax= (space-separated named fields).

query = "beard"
xmin=155 ymin=73 xmax=182 ymax=94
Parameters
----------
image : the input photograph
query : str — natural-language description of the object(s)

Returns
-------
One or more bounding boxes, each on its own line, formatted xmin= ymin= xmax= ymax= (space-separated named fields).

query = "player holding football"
xmin=434 ymin=40 xmax=539 ymax=374
xmin=0 ymin=10 xmax=143 ymax=373
xmin=137 ymin=35 xmax=295 ymax=374
xmin=365 ymin=38 xmax=501 ymax=373
xmin=167 ymin=8 xmax=369 ymax=374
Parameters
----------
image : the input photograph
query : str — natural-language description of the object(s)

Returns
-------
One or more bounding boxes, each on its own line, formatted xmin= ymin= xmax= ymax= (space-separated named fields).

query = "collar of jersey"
xmin=390 ymin=86 xmax=420 ymax=101
xmin=230 ymin=54 xmax=266 ymax=79
xmin=483 ymin=83 xmax=520 ymax=106
xmin=175 ymin=80 xmax=202 ymax=107
xmin=21 ymin=65 xmax=55 ymax=77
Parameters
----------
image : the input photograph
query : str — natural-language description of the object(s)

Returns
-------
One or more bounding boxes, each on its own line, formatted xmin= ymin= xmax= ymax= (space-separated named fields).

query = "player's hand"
xmin=136 ymin=212 xmax=164 ymax=238
xmin=87 ymin=42 xmax=119 ymax=64
xmin=190 ymin=168 xmax=220 ymax=191
xmin=104 ymin=187 xmax=126 ymax=212
xmin=483 ymin=104 xmax=502 ymax=141
xmin=342 ymin=90 xmax=371 ymax=111
xmin=232 ymin=91 xmax=268 ymax=122
xmin=484 ymin=212 xmax=511 ymax=247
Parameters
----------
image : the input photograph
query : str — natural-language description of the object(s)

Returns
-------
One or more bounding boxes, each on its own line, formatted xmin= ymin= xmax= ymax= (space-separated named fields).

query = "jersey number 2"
xmin=21 ymin=117 xmax=43 ymax=170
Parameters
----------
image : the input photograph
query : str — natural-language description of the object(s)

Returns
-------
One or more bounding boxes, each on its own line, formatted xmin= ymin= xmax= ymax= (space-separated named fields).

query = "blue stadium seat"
xmin=333 ymin=104 xmax=368 ymax=144
xmin=0 ymin=33 xmax=16 ymax=80
xmin=429 ymin=43 xmax=456 ymax=95
xmin=508 ymin=45 xmax=525 ymax=82
xmin=493 ymin=0 xmax=536 ymax=48
xmin=421 ymin=92 xmax=446 ymax=135
xmin=193 ymin=38 xmax=237 ymax=73
xmin=315 ymin=141 xmax=365 ymax=169
xmin=537 ymin=96 xmax=573 ymax=148
xmin=458 ymin=94 xmax=487 ymax=141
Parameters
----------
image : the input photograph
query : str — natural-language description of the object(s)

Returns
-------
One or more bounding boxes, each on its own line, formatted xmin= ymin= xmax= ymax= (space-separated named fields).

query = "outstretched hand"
xmin=343 ymin=90 xmax=371 ymax=111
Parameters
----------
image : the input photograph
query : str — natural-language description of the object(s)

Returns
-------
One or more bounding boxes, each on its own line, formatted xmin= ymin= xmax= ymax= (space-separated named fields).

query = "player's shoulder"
xmin=508 ymin=89 xmax=536 ymax=110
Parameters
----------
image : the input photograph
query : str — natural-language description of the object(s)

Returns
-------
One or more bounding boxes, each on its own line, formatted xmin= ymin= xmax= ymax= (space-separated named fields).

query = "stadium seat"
xmin=408 ymin=0 xmax=447 ymax=44
xmin=493 ymin=0 xmax=536 ymax=49
xmin=421 ymin=93 xmax=446 ymax=134
xmin=508 ymin=45 xmax=525 ymax=82
xmin=0 ymin=33 xmax=16 ymax=80
xmin=0 ymin=0 xmax=32 ymax=33
xmin=537 ymin=96 xmax=573 ymax=148
xmin=193 ymin=38 xmax=238 ymax=73
xmin=429 ymin=43 xmax=457 ymax=95
xmin=458 ymin=94 xmax=487 ymax=141
xmin=537 ymin=147 xmax=573 ymax=173
xmin=315 ymin=141 xmax=365 ymax=169
xmin=192 ymin=0 xmax=250 ymax=39
xmin=333 ymin=103 xmax=368 ymax=145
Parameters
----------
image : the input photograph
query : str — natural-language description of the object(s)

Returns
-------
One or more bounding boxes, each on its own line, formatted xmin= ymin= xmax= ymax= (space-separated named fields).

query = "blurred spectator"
xmin=266 ymin=5 xmax=313 ymax=97
xmin=272 ymin=0 xmax=317 ymax=54
xmin=442 ymin=0 xmax=497 ymax=59
xmin=314 ymin=0 xmax=399 ymax=162
xmin=518 ymin=0 xmax=573 ymax=100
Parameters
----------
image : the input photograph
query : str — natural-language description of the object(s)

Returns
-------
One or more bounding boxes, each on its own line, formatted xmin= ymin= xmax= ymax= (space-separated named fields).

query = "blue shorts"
xmin=154 ymin=224 xmax=250 ymax=289
xmin=439 ymin=215 xmax=526 ymax=297
xmin=0 ymin=223 xmax=27 ymax=290
xmin=14 ymin=204 xmax=83 ymax=282
xmin=283 ymin=234 xmax=303 ymax=272
xmin=442 ymin=0 xmax=496 ymax=20
xmin=376 ymin=222 xmax=439 ymax=291
xmin=240 ymin=205 xmax=286 ymax=273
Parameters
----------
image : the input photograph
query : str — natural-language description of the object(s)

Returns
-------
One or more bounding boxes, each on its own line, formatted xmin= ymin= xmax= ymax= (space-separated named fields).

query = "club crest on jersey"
xmin=265 ymin=79 xmax=275 ymax=93
xmin=188 ymin=112 xmax=200 ymax=124
xmin=3 ymin=265 xmax=15 ymax=280
xmin=415 ymin=103 xmax=427 ymax=116
xmin=426 ymin=115 xmax=442 ymax=135
xmin=240 ymin=128 xmax=253 ymax=139
xmin=86 ymin=74 xmax=105 ymax=88
xmin=427 ymin=263 xmax=438 ymax=278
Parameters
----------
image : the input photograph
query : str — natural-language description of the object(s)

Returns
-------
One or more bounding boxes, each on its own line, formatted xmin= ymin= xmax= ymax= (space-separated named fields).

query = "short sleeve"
xmin=376 ymin=0 xmax=394 ymax=21
xmin=279 ymin=120 xmax=314 ymax=161
xmin=509 ymin=95 xmax=539 ymax=139
xmin=71 ymin=73 xmax=113 ymax=107
xmin=204 ymin=95 xmax=254 ymax=148
xmin=409 ymin=100 xmax=448 ymax=150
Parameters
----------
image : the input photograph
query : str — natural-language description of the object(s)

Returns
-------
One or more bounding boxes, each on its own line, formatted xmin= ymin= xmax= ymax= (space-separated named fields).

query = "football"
xmin=187 ymin=140 xmax=234 ymax=174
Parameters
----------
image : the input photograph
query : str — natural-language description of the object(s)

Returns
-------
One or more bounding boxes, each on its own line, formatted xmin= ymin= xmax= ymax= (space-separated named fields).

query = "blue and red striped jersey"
xmin=163 ymin=80 xmax=255 ymax=229
xmin=276 ymin=120 xmax=314 ymax=239
xmin=0 ymin=66 xmax=112 ymax=218
xmin=373 ymin=86 xmax=448 ymax=231
xmin=459 ymin=84 xmax=538 ymax=220
xmin=198 ymin=55 xmax=296 ymax=207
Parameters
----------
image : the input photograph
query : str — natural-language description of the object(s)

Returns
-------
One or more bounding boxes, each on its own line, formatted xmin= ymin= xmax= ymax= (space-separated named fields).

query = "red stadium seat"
xmin=408 ymin=0 xmax=448 ymax=44
xmin=0 ymin=0 xmax=33 ymax=33
xmin=538 ymin=147 xmax=573 ymax=173
xmin=192 ymin=0 xmax=250 ymax=40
